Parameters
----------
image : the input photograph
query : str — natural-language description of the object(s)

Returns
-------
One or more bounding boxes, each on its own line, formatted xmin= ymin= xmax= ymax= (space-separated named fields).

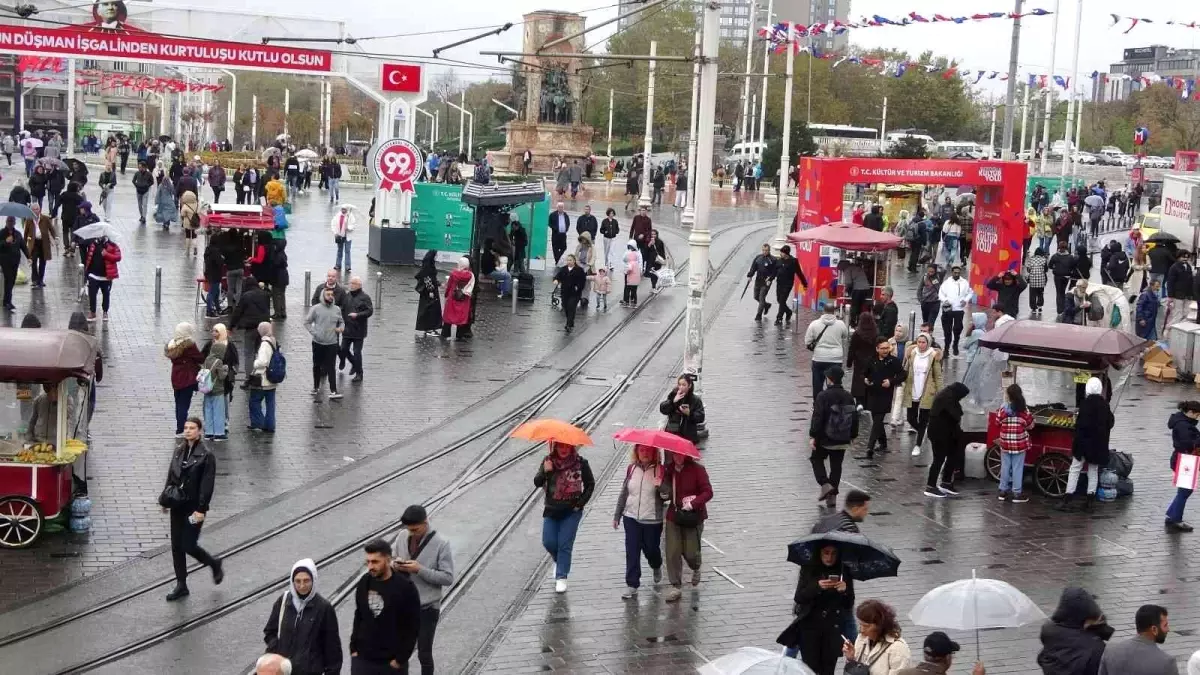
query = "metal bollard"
xmin=375 ymin=271 xmax=383 ymax=310
xmin=304 ymin=269 xmax=312 ymax=307
xmin=77 ymin=263 xmax=85 ymax=302
xmin=154 ymin=266 xmax=162 ymax=309
xmin=908 ymin=309 xmax=917 ymax=341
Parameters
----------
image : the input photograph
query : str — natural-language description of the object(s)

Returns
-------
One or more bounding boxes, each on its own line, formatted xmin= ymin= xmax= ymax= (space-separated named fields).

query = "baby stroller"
xmin=550 ymin=285 xmax=562 ymax=311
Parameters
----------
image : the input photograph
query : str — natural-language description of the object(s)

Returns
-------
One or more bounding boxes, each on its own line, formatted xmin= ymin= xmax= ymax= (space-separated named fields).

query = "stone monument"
xmin=491 ymin=11 xmax=594 ymax=174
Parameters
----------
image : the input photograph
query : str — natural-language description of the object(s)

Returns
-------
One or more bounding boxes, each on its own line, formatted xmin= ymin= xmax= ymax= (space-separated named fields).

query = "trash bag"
xmin=1117 ymin=477 xmax=1134 ymax=497
xmin=1108 ymin=451 xmax=1134 ymax=479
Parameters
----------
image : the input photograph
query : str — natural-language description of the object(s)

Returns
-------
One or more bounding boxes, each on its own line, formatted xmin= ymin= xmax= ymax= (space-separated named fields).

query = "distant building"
xmin=1098 ymin=45 xmax=1200 ymax=102
xmin=615 ymin=0 xmax=850 ymax=50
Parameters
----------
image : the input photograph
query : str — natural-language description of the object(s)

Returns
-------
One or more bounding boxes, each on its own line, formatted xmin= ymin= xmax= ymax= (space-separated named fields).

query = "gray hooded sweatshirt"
xmin=396 ymin=529 xmax=455 ymax=608
xmin=305 ymin=299 xmax=342 ymax=345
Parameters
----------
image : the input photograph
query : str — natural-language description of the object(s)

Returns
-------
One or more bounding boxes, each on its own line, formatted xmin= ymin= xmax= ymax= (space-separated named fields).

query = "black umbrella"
xmin=1148 ymin=231 xmax=1181 ymax=244
xmin=787 ymin=531 xmax=901 ymax=581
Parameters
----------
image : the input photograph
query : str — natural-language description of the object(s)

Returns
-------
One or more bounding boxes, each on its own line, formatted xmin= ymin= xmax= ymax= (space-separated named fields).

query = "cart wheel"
xmin=984 ymin=444 xmax=1002 ymax=482
xmin=0 ymin=496 xmax=43 ymax=549
xmin=1034 ymin=453 xmax=1072 ymax=498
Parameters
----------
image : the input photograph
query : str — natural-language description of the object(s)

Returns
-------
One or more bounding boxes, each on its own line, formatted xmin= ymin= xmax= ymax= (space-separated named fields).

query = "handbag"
xmin=672 ymin=475 xmax=702 ymax=528
xmin=158 ymin=483 xmax=187 ymax=509
xmin=453 ymin=286 xmax=466 ymax=302
xmin=844 ymin=640 xmax=894 ymax=675
xmin=657 ymin=267 xmax=677 ymax=288
xmin=1174 ymin=452 xmax=1199 ymax=490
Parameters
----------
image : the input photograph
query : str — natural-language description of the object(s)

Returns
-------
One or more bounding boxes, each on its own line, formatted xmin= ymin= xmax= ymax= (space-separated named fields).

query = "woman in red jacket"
xmin=658 ymin=450 xmax=713 ymax=603
xmin=83 ymin=235 xmax=121 ymax=321
xmin=164 ymin=322 xmax=204 ymax=436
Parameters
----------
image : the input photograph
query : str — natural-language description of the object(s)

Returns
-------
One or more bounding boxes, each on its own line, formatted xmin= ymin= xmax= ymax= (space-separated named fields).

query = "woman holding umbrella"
xmin=658 ymin=447 xmax=712 ymax=603
xmin=779 ymin=544 xmax=854 ymax=674
xmin=612 ymin=442 xmax=665 ymax=600
xmin=534 ymin=439 xmax=595 ymax=594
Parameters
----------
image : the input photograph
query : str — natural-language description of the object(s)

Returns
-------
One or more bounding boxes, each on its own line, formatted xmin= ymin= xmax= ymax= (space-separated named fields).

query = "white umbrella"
xmin=697 ymin=648 xmax=815 ymax=675
xmin=1084 ymin=194 xmax=1105 ymax=211
xmin=72 ymin=221 xmax=121 ymax=242
xmin=21 ymin=138 xmax=43 ymax=149
xmin=295 ymin=148 xmax=319 ymax=160
xmin=909 ymin=569 xmax=1046 ymax=661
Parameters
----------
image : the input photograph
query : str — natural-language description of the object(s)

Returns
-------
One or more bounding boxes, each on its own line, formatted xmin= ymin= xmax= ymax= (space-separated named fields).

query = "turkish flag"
xmin=381 ymin=63 xmax=422 ymax=93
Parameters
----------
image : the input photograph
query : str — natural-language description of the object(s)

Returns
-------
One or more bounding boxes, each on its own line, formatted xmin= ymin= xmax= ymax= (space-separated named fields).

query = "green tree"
xmin=888 ymin=135 xmax=930 ymax=158
xmin=761 ymin=121 xmax=817 ymax=181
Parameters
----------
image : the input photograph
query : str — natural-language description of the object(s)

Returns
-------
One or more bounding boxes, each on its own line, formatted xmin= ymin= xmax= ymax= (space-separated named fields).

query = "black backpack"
xmin=824 ymin=403 xmax=858 ymax=444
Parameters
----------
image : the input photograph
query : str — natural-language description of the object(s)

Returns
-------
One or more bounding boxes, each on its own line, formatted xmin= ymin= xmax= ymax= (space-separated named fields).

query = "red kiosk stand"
xmin=792 ymin=157 xmax=1028 ymax=309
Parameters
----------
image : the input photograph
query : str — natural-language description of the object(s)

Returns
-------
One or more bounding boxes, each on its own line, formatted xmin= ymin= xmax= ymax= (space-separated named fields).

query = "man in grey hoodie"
xmin=305 ymin=287 xmax=343 ymax=400
xmin=393 ymin=504 xmax=455 ymax=675
xmin=803 ymin=302 xmax=849 ymax=398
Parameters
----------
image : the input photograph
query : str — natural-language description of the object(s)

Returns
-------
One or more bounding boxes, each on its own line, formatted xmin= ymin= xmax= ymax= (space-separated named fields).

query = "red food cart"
xmin=787 ymin=222 xmax=903 ymax=313
xmin=0 ymin=328 xmax=98 ymax=548
xmin=963 ymin=320 xmax=1149 ymax=497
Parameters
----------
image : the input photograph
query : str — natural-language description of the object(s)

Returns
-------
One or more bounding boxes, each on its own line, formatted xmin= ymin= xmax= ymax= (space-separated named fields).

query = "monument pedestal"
xmin=368 ymin=222 xmax=417 ymax=265
xmin=492 ymin=120 xmax=594 ymax=173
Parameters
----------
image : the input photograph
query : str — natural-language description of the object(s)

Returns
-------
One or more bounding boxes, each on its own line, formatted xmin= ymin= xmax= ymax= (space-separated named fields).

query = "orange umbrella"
xmin=510 ymin=419 xmax=593 ymax=447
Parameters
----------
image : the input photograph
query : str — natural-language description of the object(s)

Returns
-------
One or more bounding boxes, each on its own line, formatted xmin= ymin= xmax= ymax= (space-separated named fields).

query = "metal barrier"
xmin=154 ymin=266 xmax=162 ymax=309
xmin=908 ymin=309 xmax=917 ymax=342
xmin=303 ymin=270 xmax=312 ymax=307
xmin=375 ymin=271 xmax=383 ymax=310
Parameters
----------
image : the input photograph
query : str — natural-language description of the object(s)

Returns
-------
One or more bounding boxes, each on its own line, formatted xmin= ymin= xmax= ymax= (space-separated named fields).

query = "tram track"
xmin=21 ymin=220 xmax=773 ymax=675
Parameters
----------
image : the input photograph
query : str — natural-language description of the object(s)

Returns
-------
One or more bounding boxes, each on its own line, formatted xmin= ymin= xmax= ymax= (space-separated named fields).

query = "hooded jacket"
xmin=987 ymin=273 xmax=1027 ymax=318
xmin=1036 ymin=587 xmax=1112 ymax=675
xmin=926 ymin=383 xmax=969 ymax=451
xmin=1050 ymin=249 xmax=1076 ymax=278
xmin=264 ymin=559 xmax=343 ymax=675
xmin=962 ymin=312 xmax=988 ymax=363
xmin=1169 ymin=411 xmax=1200 ymax=472
xmin=1168 ymin=259 xmax=1196 ymax=300
xmin=1073 ymin=391 xmax=1114 ymax=466
xmin=1149 ymin=245 xmax=1176 ymax=276
xmin=805 ymin=314 xmax=849 ymax=364
xmin=165 ymin=335 xmax=204 ymax=390
xmin=305 ymin=299 xmax=342 ymax=345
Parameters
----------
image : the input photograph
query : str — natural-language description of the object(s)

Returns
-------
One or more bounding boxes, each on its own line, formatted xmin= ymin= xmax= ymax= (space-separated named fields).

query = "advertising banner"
xmin=410 ymin=183 xmax=550 ymax=270
xmin=0 ymin=22 xmax=332 ymax=73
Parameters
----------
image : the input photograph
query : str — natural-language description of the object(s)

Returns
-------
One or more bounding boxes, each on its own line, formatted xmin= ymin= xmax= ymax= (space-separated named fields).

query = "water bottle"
xmin=1097 ymin=468 xmax=1119 ymax=502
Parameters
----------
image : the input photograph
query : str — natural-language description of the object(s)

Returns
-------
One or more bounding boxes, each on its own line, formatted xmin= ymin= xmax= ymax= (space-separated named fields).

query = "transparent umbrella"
xmin=908 ymin=569 xmax=1046 ymax=661
xmin=697 ymin=648 xmax=816 ymax=675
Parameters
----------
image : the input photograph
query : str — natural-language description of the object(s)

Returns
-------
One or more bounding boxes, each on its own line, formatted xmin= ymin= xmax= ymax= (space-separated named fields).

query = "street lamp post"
xmin=684 ymin=1 xmax=720 ymax=384
xmin=215 ymin=68 xmax=236 ymax=144
xmin=756 ymin=0 xmax=774 ymax=154
xmin=251 ymin=94 xmax=258 ymax=150
xmin=1060 ymin=0 xmax=1082 ymax=180
xmin=444 ymin=98 xmax=474 ymax=158
xmin=1039 ymin=0 xmax=1061 ymax=174
xmin=682 ymin=31 xmax=700 ymax=228
xmin=639 ymin=40 xmax=657 ymax=209
xmin=284 ymin=88 xmax=290 ymax=138
xmin=606 ymin=88 xmax=614 ymax=159
xmin=739 ymin=0 xmax=757 ymax=143
xmin=772 ymin=24 xmax=795 ymax=252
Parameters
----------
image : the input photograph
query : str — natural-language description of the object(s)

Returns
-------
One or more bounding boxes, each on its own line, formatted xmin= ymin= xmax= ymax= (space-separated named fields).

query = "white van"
xmin=727 ymin=141 xmax=767 ymax=163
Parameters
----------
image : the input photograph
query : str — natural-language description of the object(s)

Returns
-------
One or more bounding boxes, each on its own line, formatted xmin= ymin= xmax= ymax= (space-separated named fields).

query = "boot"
xmin=1083 ymin=494 xmax=1095 ymax=513
xmin=1056 ymin=494 xmax=1074 ymax=512
xmin=817 ymin=483 xmax=835 ymax=502
xmin=165 ymin=584 xmax=190 ymax=601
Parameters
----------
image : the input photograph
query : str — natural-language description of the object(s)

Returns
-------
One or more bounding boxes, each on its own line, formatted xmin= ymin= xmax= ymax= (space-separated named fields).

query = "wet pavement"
xmin=0 ymin=164 xmax=776 ymax=609
xmin=477 ymin=251 xmax=1200 ymax=674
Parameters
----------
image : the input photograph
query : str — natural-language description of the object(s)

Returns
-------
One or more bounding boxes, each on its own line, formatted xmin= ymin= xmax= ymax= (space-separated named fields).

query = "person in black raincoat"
xmin=263 ymin=558 xmax=343 ymax=675
xmin=1036 ymin=586 xmax=1112 ymax=675
xmin=986 ymin=270 xmax=1027 ymax=319
xmin=778 ymin=543 xmax=854 ymax=675
xmin=773 ymin=244 xmax=808 ymax=325
xmin=1062 ymin=377 xmax=1114 ymax=512
xmin=747 ymin=243 xmax=778 ymax=321
xmin=845 ymin=312 xmax=879 ymax=406
xmin=863 ymin=337 xmax=904 ymax=458
xmin=161 ymin=417 xmax=223 ymax=601
xmin=414 ymin=249 xmax=442 ymax=336
xmin=925 ymin=383 xmax=970 ymax=498
xmin=7 ymin=178 xmax=30 ymax=205
xmin=660 ymin=374 xmax=706 ymax=444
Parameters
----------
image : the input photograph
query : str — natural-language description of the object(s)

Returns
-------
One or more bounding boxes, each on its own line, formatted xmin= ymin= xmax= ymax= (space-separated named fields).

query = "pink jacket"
xmin=624 ymin=250 xmax=642 ymax=284
xmin=593 ymin=273 xmax=612 ymax=294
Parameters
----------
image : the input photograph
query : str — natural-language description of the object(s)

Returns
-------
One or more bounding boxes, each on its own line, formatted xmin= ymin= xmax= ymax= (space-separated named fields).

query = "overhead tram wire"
xmin=351 ymin=2 xmax=624 ymax=42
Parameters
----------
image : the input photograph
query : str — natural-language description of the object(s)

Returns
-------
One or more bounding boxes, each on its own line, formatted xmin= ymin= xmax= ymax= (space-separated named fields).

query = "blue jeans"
xmin=24 ymin=158 xmax=33 ymax=177
xmin=328 ymin=178 xmax=340 ymax=203
xmin=998 ymin=451 xmax=1026 ymax=495
xmin=623 ymin=516 xmax=663 ymax=588
xmin=542 ymin=510 xmax=583 ymax=579
xmin=335 ymin=238 xmax=352 ymax=270
xmin=1168 ymin=488 xmax=1192 ymax=523
xmin=1036 ymin=235 xmax=1054 ymax=254
xmin=206 ymin=281 xmax=221 ymax=315
xmin=202 ymin=393 xmax=226 ymax=436
xmin=488 ymin=269 xmax=512 ymax=295
xmin=248 ymin=389 xmax=276 ymax=432
xmin=812 ymin=361 xmax=836 ymax=400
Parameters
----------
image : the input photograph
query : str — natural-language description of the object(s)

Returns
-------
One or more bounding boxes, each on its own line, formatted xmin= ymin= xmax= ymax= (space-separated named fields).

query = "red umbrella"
xmin=612 ymin=428 xmax=700 ymax=458
xmin=787 ymin=222 xmax=903 ymax=252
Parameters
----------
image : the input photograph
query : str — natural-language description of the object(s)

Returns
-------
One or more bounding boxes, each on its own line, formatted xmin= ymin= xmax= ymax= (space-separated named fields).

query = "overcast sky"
xmin=217 ymin=0 xmax=1200 ymax=89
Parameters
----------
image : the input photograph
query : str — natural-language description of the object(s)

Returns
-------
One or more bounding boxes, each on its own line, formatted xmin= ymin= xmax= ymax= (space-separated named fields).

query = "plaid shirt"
xmin=996 ymin=408 xmax=1035 ymax=453
xmin=1023 ymin=254 xmax=1048 ymax=288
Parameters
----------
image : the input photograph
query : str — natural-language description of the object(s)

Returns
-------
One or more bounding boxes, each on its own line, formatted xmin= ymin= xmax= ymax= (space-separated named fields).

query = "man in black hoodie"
xmin=986 ymin=270 xmax=1027 ymax=319
xmin=774 ymin=245 xmax=809 ymax=326
xmin=350 ymin=539 xmax=421 ymax=675
xmin=339 ymin=276 xmax=374 ymax=382
xmin=1166 ymin=250 xmax=1196 ymax=325
xmin=1049 ymin=241 xmax=1076 ymax=316
xmin=132 ymin=162 xmax=155 ymax=225
xmin=862 ymin=204 xmax=884 ymax=232
xmin=1148 ymin=243 xmax=1176 ymax=289
xmin=1036 ymin=587 xmax=1112 ymax=675
xmin=747 ymin=243 xmax=778 ymax=321
xmin=809 ymin=365 xmax=859 ymax=508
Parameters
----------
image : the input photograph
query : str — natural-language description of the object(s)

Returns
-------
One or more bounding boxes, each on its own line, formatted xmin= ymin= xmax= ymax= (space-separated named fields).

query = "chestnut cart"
xmin=0 ymin=329 xmax=98 ymax=548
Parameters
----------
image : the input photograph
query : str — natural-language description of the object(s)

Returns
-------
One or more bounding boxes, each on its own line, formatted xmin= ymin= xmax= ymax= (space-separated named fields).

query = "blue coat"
xmin=154 ymin=180 xmax=178 ymax=225
xmin=1135 ymin=289 xmax=1159 ymax=340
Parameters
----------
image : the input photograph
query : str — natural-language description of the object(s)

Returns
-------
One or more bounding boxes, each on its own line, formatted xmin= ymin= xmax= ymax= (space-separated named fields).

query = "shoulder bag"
xmin=672 ymin=474 xmax=702 ymax=528
xmin=844 ymin=640 xmax=894 ymax=675
xmin=806 ymin=323 xmax=831 ymax=351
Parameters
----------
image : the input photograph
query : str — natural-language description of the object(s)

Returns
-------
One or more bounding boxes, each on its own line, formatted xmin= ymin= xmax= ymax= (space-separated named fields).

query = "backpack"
xmin=196 ymin=366 xmax=215 ymax=394
xmin=824 ymin=402 xmax=858 ymax=444
xmin=265 ymin=342 xmax=287 ymax=384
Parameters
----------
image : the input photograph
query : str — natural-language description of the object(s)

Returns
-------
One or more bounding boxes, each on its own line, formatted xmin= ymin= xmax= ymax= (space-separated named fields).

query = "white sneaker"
xmin=555 ymin=579 xmax=568 ymax=593
xmin=664 ymin=586 xmax=682 ymax=602
xmin=328 ymin=392 xmax=344 ymax=400
xmin=904 ymin=424 xmax=916 ymax=433
xmin=621 ymin=586 xmax=638 ymax=599
xmin=911 ymin=445 xmax=922 ymax=457
xmin=923 ymin=487 xmax=947 ymax=498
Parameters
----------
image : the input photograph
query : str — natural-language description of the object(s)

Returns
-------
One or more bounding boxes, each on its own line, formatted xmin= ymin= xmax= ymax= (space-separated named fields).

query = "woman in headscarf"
xmin=845 ymin=312 xmax=879 ymax=407
xmin=441 ymin=256 xmax=474 ymax=340
xmin=574 ymin=231 xmax=595 ymax=310
xmin=155 ymin=174 xmax=178 ymax=231
xmin=902 ymin=334 xmax=942 ymax=459
xmin=165 ymin=322 xmax=204 ymax=437
xmin=925 ymin=382 xmax=970 ymax=499
xmin=1061 ymin=377 xmax=1114 ymax=512
xmin=199 ymin=323 xmax=238 ymax=441
xmin=414 ymin=249 xmax=442 ymax=336
xmin=535 ymin=441 xmax=595 ymax=594
xmin=263 ymin=559 xmax=342 ymax=675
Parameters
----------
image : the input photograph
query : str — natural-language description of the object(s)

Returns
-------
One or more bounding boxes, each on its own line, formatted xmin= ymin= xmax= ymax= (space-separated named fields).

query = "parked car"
xmin=1074 ymin=152 xmax=1097 ymax=165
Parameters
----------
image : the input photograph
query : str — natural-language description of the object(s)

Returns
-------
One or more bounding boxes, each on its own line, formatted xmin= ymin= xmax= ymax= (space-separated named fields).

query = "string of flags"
xmin=1108 ymin=14 xmax=1200 ymax=34
xmin=756 ymin=8 xmax=1053 ymax=45
xmin=1092 ymin=70 xmax=1200 ymax=100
